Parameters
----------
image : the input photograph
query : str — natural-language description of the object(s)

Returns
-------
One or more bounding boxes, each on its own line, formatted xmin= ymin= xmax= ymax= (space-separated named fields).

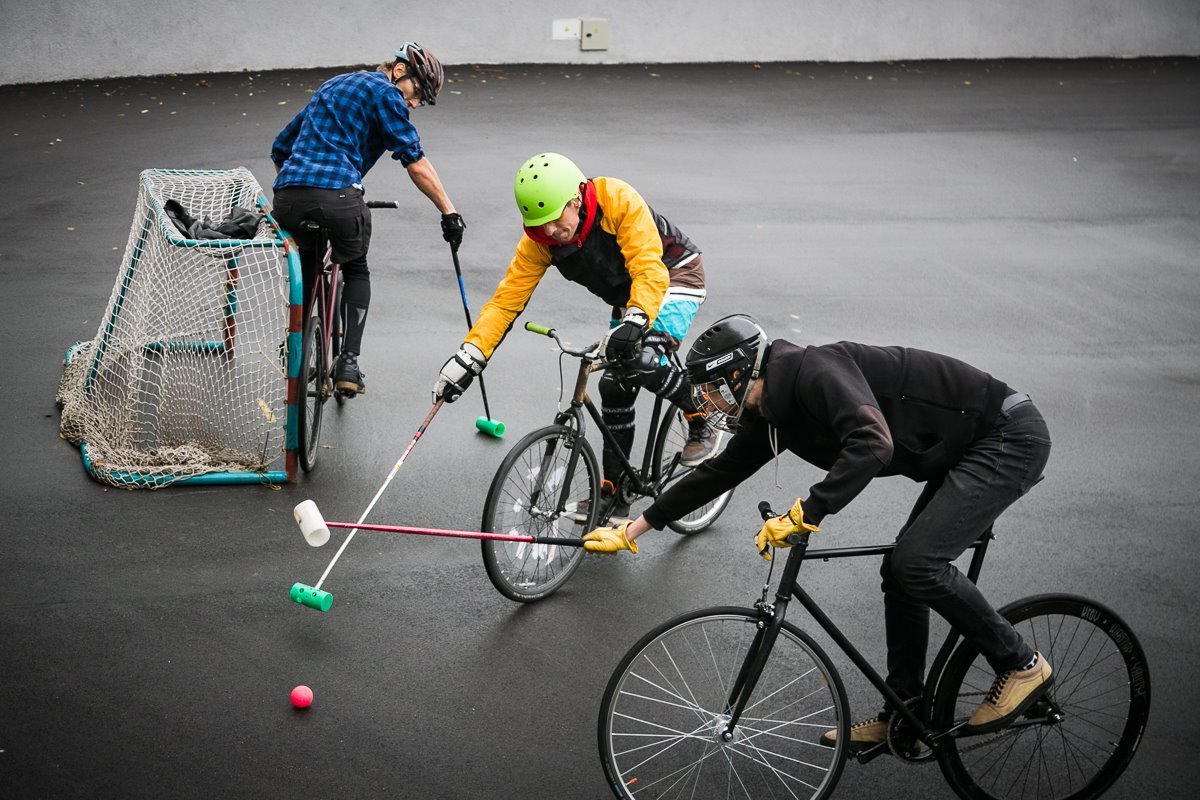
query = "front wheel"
xmin=297 ymin=311 xmax=327 ymax=473
xmin=932 ymin=593 xmax=1151 ymax=800
xmin=598 ymin=607 xmax=850 ymax=799
xmin=481 ymin=425 xmax=598 ymax=602
xmin=652 ymin=408 xmax=733 ymax=534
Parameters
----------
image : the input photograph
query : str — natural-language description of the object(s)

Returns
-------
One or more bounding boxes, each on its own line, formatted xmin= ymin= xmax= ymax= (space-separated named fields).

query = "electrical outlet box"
xmin=580 ymin=18 xmax=609 ymax=51
xmin=552 ymin=18 xmax=581 ymax=40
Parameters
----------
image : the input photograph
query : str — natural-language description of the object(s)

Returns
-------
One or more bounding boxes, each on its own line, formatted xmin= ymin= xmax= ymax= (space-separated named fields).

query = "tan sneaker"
xmin=680 ymin=416 xmax=721 ymax=467
xmin=965 ymin=652 xmax=1053 ymax=734
xmin=819 ymin=716 xmax=888 ymax=752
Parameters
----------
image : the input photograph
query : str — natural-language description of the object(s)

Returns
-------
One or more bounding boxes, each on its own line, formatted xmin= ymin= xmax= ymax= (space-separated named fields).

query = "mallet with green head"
xmin=449 ymin=241 xmax=505 ymax=438
xmin=289 ymin=400 xmax=445 ymax=612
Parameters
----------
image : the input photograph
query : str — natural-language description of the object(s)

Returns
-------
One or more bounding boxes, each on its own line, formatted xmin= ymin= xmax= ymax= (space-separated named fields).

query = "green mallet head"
xmin=475 ymin=416 xmax=505 ymax=437
xmin=290 ymin=582 xmax=333 ymax=612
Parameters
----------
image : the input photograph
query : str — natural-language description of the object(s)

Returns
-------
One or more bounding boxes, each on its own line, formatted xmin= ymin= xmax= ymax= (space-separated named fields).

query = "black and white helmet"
xmin=685 ymin=314 xmax=769 ymax=431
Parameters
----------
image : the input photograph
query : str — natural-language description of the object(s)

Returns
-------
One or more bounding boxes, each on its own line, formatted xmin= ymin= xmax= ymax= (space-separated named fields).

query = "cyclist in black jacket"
xmin=583 ymin=314 xmax=1054 ymax=748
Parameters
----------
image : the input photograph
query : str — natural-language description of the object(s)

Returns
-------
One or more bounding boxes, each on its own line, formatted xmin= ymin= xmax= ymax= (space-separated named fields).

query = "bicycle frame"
xmin=551 ymin=348 xmax=680 ymax=507
xmin=720 ymin=530 xmax=994 ymax=752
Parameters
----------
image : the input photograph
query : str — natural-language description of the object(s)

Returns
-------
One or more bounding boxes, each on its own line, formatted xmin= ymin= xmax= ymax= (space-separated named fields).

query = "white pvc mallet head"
xmin=293 ymin=499 xmax=331 ymax=547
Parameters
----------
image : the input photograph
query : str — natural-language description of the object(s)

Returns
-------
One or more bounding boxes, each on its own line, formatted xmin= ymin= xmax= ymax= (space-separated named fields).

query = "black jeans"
xmin=879 ymin=398 xmax=1052 ymax=705
xmin=272 ymin=186 xmax=373 ymax=355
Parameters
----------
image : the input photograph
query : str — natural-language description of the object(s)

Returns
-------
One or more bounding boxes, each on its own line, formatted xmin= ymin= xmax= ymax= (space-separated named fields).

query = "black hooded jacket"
xmin=644 ymin=340 xmax=1009 ymax=529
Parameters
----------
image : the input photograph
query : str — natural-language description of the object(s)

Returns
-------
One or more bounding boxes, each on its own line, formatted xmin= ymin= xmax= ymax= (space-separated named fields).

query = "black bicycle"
xmin=479 ymin=322 xmax=734 ymax=602
xmin=296 ymin=199 xmax=397 ymax=472
xmin=598 ymin=502 xmax=1150 ymax=799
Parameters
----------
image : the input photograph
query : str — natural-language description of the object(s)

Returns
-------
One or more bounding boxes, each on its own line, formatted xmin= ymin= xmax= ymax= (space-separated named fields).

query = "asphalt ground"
xmin=1 ymin=58 xmax=1198 ymax=799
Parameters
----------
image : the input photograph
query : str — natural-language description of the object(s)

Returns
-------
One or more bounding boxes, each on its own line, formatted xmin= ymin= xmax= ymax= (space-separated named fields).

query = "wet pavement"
xmin=1 ymin=59 xmax=1198 ymax=798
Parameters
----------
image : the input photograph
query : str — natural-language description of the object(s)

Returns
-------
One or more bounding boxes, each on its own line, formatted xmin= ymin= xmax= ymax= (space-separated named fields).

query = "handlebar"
xmin=524 ymin=321 xmax=603 ymax=360
xmin=366 ymin=200 xmax=400 ymax=209
xmin=758 ymin=500 xmax=806 ymax=546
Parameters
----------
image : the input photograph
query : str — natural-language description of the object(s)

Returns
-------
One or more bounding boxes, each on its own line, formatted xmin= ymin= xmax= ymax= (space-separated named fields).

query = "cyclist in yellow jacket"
xmin=433 ymin=153 xmax=719 ymax=520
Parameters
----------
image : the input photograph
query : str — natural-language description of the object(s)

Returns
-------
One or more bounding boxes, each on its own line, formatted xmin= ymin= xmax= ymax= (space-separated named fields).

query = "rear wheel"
xmin=297 ymin=311 xmax=327 ymax=473
xmin=933 ymin=593 xmax=1150 ymax=800
xmin=598 ymin=607 xmax=850 ymax=799
xmin=652 ymin=408 xmax=732 ymax=534
xmin=481 ymin=424 xmax=598 ymax=602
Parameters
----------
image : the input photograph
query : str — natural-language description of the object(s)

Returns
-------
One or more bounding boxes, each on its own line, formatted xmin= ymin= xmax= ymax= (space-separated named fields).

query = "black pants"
xmin=272 ymin=186 xmax=372 ymax=355
xmin=879 ymin=398 xmax=1052 ymax=706
xmin=598 ymin=331 xmax=698 ymax=484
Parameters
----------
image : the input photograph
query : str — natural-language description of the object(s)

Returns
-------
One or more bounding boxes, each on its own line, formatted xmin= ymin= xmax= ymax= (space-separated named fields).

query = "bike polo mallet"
xmin=289 ymin=400 xmax=446 ymax=612
xmin=448 ymin=241 xmax=505 ymax=438
xmin=293 ymin=500 xmax=585 ymax=554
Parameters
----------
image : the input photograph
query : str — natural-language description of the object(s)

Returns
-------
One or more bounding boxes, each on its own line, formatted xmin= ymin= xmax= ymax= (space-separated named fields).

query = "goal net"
xmin=57 ymin=168 xmax=302 ymax=488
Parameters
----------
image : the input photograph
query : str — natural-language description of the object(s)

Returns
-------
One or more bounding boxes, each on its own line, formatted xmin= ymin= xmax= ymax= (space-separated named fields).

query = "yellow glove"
xmin=755 ymin=498 xmax=820 ymax=561
xmin=583 ymin=521 xmax=639 ymax=555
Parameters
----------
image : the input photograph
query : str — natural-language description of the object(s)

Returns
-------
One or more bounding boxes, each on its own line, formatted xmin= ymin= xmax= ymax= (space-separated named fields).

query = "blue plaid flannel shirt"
xmin=272 ymin=70 xmax=425 ymax=190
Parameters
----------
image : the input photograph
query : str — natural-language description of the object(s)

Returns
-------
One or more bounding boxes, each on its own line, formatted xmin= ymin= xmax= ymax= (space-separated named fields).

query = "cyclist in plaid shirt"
xmin=271 ymin=42 xmax=464 ymax=394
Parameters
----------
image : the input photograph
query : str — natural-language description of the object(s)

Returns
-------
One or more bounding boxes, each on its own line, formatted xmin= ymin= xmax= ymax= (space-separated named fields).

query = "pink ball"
xmin=290 ymin=685 xmax=313 ymax=709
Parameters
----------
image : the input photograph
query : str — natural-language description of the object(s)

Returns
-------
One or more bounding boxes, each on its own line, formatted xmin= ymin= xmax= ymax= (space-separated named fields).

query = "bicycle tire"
xmin=599 ymin=607 xmax=850 ymax=800
xmin=651 ymin=408 xmax=733 ymax=534
xmin=932 ymin=593 xmax=1150 ymax=800
xmin=481 ymin=424 xmax=598 ymax=602
xmin=297 ymin=311 xmax=326 ymax=473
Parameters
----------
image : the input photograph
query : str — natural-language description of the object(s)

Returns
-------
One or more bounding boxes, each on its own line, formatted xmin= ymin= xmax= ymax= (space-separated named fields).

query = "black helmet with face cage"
xmin=685 ymin=314 xmax=768 ymax=431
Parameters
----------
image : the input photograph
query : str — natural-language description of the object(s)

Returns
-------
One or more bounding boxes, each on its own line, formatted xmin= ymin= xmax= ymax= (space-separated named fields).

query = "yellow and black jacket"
xmin=466 ymin=177 xmax=703 ymax=358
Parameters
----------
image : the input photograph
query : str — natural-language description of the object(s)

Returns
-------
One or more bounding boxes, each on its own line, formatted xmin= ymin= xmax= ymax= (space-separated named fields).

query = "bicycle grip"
xmin=366 ymin=200 xmax=400 ymax=208
xmin=758 ymin=501 xmax=775 ymax=520
xmin=524 ymin=322 xmax=553 ymax=336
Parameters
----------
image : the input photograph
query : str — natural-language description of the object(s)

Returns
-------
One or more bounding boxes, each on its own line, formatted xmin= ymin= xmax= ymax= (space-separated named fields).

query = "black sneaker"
xmin=334 ymin=352 xmax=366 ymax=394
xmin=680 ymin=415 xmax=721 ymax=467
xmin=573 ymin=480 xmax=631 ymax=525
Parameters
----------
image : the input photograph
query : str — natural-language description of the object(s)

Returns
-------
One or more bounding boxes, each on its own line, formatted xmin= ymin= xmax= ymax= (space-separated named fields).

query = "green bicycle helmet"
xmin=513 ymin=153 xmax=586 ymax=227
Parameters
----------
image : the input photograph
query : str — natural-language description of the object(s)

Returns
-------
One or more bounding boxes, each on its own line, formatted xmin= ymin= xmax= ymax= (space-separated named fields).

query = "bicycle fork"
xmin=718 ymin=536 xmax=812 ymax=739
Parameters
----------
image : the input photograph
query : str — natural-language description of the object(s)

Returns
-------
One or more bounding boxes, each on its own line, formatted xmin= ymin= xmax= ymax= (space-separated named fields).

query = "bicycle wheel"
xmin=652 ymin=408 xmax=733 ymax=534
xmin=297 ymin=311 xmax=327 ymax=473
xmin=932 ymin=593 xmax=1150 ymax=800
xmin=481 ymin=424 xmax=598 ymax=602
xmin=599 ymin=607 xmax=850 ymax=800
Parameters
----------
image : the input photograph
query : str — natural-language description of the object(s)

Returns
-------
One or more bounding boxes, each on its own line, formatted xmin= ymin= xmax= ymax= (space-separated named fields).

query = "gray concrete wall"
xmin=3 ymin=0 xmax=1198 ymax=86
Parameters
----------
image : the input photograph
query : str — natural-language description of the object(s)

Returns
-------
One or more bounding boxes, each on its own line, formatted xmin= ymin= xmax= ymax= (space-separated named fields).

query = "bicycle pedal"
xmin=853 ymin=741 xmax=891 ymax=764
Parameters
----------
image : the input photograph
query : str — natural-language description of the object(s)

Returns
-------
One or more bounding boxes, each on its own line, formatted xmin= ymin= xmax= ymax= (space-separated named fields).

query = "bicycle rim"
xmin=481 ymin=426 xmax=595 ymax=602
xmin=298 ymin=312 xmax=326 ymax=472
xmin=653 ymin=410 xmax=732 ymax=534
xmin=933 ymin=594 xmax=1150 ymax=800
xmin=599 ymin=608 xmax=849 ymax=799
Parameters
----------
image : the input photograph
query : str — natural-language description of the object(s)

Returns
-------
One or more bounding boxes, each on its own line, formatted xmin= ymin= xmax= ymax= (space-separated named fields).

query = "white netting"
xmin=57 ymin=168 xmax=295 ymax=488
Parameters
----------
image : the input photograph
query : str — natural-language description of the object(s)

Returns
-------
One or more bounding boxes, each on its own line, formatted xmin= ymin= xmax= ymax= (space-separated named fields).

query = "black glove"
xmin=441 ymin=212 xmax=466 ymax=248
xmin=604 ymin=309 xmax=649 ymax=363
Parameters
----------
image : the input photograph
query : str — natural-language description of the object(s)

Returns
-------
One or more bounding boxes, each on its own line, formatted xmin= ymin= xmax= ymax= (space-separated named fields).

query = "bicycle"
xmin=598 ymin=502 xmax=1150 ymax=800
xmin=479 ymin=321 xmax=734 ymax=602
xmin=295 ymin=199 xmax=398 ymax=472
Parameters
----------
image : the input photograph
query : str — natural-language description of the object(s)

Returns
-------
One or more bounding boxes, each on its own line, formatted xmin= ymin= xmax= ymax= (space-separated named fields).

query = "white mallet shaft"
xmin=294 ymin=499 xmax=331 ymax=547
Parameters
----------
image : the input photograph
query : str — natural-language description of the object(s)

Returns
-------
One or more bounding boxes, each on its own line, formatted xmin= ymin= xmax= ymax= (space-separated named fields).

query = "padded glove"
xmin=583 ymin=521 xmax=639 ymax=555
xmin=433 ymin=342 xmax=485 ymax=403
xmin=603 ymin=308 xmax=649 ymax=363
xmin=755 ymin=497 xmax=820 ymax=561
xmin=441 ymin=212 xmax=466 ymax=248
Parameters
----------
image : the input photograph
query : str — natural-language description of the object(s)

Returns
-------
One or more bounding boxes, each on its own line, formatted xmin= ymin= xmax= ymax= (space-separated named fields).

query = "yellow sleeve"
xmin=594 ymin=177 xmax=669 ymax=323
xmin=465 ymin=235 xmax=550 ymax=359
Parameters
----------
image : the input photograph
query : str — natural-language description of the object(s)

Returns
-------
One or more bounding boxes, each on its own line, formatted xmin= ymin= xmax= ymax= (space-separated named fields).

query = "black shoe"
xmin=334 ymin=352 xmax=366 ymax=394
xmin=680 ymin=415 xmax=721 ymax=467
xmin=574 ymin=480 xmax=631 ymax=524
